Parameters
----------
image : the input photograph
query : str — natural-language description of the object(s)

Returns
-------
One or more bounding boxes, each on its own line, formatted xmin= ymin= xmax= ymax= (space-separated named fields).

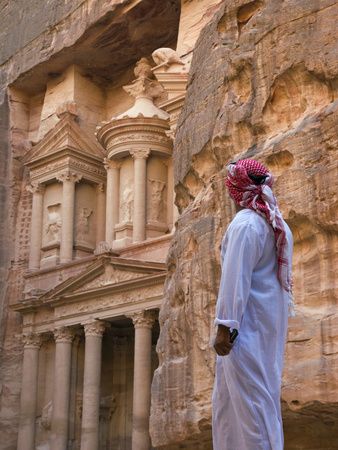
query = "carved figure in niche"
xmin=120 ymin=186 xmax=133 ymax=222
xmin=77 ymin=207 xmax=93 ymax=240
xmin=152 ymin=48 xmax=184 ymax=69
xmin=148 ymin=179 xmax=166 ymax=222
xmin=39 ymin=400 xmax=53 ymax=430
xmin=45 ymin=204 xmax=61 ymax=243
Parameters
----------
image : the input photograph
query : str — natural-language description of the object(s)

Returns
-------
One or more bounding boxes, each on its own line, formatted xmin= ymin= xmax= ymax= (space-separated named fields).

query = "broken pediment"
xmin=24 ymin=111 xmax=106 ymax=185
xmin=39 ymin=256 xmax=166 ymax=302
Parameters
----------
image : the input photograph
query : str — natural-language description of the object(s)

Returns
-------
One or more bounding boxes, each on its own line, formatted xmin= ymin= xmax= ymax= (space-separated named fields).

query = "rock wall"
xmin=150 ymin=0 xmax=338 ymax=448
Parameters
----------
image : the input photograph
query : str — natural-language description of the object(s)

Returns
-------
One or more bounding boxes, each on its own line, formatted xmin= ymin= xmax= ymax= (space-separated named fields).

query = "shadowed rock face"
xmin=150 ymin=0 xmax=338 ymax=448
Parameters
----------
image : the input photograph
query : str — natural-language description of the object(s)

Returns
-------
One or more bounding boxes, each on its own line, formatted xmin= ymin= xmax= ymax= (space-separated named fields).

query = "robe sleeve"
xmin=214 ymin=221 xmax=263 ymax=331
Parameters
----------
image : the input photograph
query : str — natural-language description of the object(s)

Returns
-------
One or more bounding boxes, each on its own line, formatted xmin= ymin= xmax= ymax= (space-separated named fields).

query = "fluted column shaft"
xmin=131 ymin=150 xmax=150 ymax=242
xmin=57 ymin=171 xmax=81 ymax=263
xmin=80 ymin=321 xmax=106 ymax=450
xmin=50 ymin=327 xmax=75 ymax=450
xmin=17 ymin=333 xmax=42 ymax=450
xmin=130 ymin=311 xmax=156 ymax=450
xmin=27 ymin=183 xmax=45 ymax=270
xmin=104 ymin=159 xmax=120 ymax=245
xmin=96 ymin=183 xmax=106 ymax=245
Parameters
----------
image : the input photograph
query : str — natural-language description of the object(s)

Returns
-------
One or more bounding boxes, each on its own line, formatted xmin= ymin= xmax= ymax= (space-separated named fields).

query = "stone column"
xmin=17 ymin=332 xmax=42 ymax=450
xmin=27 ymin=182 xmax=45 ymax=270
xmin=130 ymin=149 xmax=150 ymax=243
xmin=96 ymin=183 xmax=106 ymax=245
xmin=129 ymin=310 xmax=156 ymax=450
xmin=104 ymin=159 xmax=121 ymax=246
xmin=57 ymin=171 xmax=82 ymax=264
xmin=80 ymin=321 xmax=107 ymax=450
xmin=50 ymin=327 xmax=75 ymax=450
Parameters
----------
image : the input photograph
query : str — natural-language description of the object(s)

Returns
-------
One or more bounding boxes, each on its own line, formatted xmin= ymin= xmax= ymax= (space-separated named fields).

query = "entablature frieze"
xmin=29 ymin=155 xmax=106 ymax=186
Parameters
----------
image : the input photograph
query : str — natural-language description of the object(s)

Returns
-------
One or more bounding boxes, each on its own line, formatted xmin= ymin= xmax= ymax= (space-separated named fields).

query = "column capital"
xmin=129 ymin=149 xmax=151 ymax=160
xmin=83 ymin=320 xmax=108 ymax=337
xmin=128 ymin=310 xmax=157 ymax=329
xmin=54 ymin=326 xmax=76 ymax=343
xmin=96 ymin=182 xmax=105 ymax=194
xmin=22 ymin=332 xmax=42 ymax=349
xmin=56 ymin=170 xmax=82 ymax=184
xmin=26 ymin=182 xmax=45 ymax=195
xmin=103 ymin=158 xmax=122 ymax=171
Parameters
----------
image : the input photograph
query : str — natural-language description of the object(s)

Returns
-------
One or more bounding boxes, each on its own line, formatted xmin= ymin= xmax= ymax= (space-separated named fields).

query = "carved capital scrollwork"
xmin=96 ymin=182 xmax=105 ymax=194
xmin=128 ymin=310 xmax=157 ymax=329
xmin=56 ymin=170 xmax=82 ymax=184
xmin=83 ymin=320 xmax=108 ymax=337
xmin=129 ymin=149 xmax=151 ymax=160
xmin=53 ymin=326 xmax=75 ymax=343
xmin=26 ymin=182 xmax=45 ymax=195
xmin=22 ymin=332 xmax=42 ymax=349
xmin=103 ymin=158 xmax=122 ymax=171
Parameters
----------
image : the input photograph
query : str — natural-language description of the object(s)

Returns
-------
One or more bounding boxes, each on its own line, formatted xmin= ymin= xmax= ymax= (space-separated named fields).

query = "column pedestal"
xmin=80 ymin=321 xmax=107 ymax=450
xmin=17 ymin=333 xmax=42 ymax=450
xmin=129 ymin=310 xmax=156 ymax=450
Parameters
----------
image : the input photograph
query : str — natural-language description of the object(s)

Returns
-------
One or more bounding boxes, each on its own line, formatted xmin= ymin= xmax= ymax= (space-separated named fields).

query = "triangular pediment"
xmin=24 ymin=113 xmax=105 ymax=166
xmin=40 ymin=256 xmax=166 ymax=301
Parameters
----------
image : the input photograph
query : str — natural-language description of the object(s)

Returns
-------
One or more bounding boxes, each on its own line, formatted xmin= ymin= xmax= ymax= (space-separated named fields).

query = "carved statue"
xmin=120 ymin=186 xmax=133 ymax=222
xmin=40 ymin=400 xmax=53 ymax=430
xmin=152 ymin=48 xmax=184 ymax=69
xmin=45 ymin=204 xmax=61 ymax=243
xmin=148 ymin=179 xmax=166 ymax=222
xmin=77 ymin=207 xmax=93 ymax=239
xmin=134 ymin=57 xmax=153 ymax=79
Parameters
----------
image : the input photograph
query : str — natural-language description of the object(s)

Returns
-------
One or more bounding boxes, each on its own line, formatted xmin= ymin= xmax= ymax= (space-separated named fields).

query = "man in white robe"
xmin=212 ymin=159 xmax=293 ymax=450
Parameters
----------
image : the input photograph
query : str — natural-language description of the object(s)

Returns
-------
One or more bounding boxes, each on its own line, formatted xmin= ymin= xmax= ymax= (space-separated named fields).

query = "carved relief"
xmin=54 ymin=326 xmax=75 ymax=343
xmin=40 ymin=401 xmax=53 ymax=430
xmin=74 ymin=266 xmax=146 ymax=293
xmin=120 ymin=186 xmax=133 ymax=222
xmin=148 ymin=179 xmax=166 ymax=222
xmin=77 ymin=208 xmax=93 ymax=239
xmin=45 ymin=203 xmax=62 ymax=243
xmin=152 ymin=48 xmax=184 ymax=69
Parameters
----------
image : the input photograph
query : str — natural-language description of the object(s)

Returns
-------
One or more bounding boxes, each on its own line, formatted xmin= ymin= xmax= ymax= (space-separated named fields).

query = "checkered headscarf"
xmin=225 ymin=159 xmax=292 ymax=297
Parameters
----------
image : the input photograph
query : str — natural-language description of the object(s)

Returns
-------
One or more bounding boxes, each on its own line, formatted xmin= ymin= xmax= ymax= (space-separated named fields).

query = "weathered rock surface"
xmin=150 ymin=0 xmax=338 ymax=448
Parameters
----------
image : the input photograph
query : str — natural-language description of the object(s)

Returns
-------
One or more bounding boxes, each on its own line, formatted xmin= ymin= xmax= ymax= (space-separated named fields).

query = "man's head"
xmin=225 ymin=159 xmax=273 ymax=207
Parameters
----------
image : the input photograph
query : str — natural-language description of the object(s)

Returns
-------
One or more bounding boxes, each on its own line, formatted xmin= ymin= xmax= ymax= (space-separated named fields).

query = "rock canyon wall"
xmin=151 ymin=1 xmax=338 ymax=449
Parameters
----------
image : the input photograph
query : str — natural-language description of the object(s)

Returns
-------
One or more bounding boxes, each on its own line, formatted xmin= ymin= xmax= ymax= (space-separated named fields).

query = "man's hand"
xmin=213 ymin=325 xmax=233 ymax=356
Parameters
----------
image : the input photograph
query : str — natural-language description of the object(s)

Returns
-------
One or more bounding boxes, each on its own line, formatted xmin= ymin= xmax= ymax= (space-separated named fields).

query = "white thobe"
xmin=212 ymin=208 xmax=293 ymax=450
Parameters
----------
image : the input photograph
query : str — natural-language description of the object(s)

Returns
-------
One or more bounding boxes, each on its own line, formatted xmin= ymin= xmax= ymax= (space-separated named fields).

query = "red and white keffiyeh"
xmin=225 ymin=159 xmax=293 ymax=298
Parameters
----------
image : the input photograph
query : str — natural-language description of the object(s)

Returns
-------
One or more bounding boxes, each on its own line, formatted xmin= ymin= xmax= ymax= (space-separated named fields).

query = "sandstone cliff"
xmin=150 ymin=1 xmax=338 ymax=448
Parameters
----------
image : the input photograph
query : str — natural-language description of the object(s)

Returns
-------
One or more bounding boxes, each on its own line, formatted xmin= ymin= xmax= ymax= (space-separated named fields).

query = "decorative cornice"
xmin=22 ymin=332 xmax=42 ymax=348
xmin=56 ymin=170 xmax=82 ymax=184
xmin=54 ymin=326 xmax=75 ymax=343
xmin=83 ymin=320 xmax=108 ymax=337
xmin=128 ymin=310 xmax=157 ymax=329
xmin=129 ymin=149 xmax=151 ymax=160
